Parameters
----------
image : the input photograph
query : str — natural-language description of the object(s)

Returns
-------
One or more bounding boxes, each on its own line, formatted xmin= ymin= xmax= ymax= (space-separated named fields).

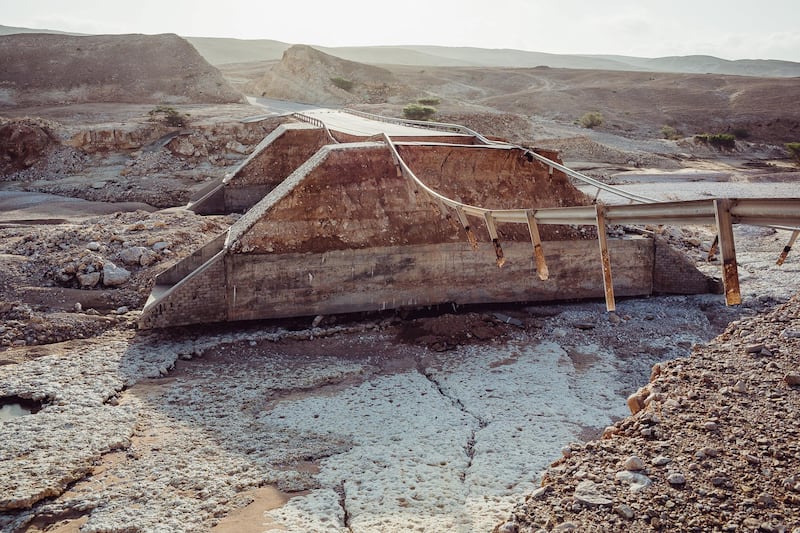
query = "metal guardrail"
xmin=291 ymin=113 xmax=340 ymax=144
xmin=345 ymin=109 xmax=656 ymax=204
xmin=295 ymin=110 xmax=799 ymax=310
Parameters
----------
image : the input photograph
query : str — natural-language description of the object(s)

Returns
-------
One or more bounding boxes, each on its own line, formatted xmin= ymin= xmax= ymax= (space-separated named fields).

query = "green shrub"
xmin=660 ymin=125 xmax=681 ymax=140
xmin=786 ymin=142 xmax=800 ymax=163
xmin=403 ymin=103 xmax=437 ymax=121
xmin=330 ymin=77 xmax=354 ymax=92
xmin=148 ymin=105 xmax=188 ymax=127
xmin=579 ymin=111 xmax=603 ymax=129
xmin=694 ymin=133 xmax=736 ymax=150
xmin=417 ymin=97 xmax=441 ymax=106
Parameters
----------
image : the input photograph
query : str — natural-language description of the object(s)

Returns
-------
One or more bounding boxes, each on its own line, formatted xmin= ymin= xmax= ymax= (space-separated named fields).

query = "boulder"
xmin=102 ymin=263 xmax=131 ymax=287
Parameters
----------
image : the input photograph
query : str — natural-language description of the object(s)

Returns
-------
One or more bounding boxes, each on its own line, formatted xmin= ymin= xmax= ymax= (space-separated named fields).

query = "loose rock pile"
xmin=0 ymin=210 xmax=233 ymax=348
xmin=497 ymin=296 xmax=800 ymax=533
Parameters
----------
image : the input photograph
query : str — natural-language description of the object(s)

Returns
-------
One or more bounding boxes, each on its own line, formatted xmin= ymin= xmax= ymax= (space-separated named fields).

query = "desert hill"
xmin=181 ymin=34 xmax=800 ymax=78
xmin=4 ymin=26 xmax=798 ymax=78
xmin=248 ymin=44 xmax=412 ymax=105
xmin=382 ymin=65 xmax=800 ymax=143
xmin=0 ymin=32 xmax=244 ymax=106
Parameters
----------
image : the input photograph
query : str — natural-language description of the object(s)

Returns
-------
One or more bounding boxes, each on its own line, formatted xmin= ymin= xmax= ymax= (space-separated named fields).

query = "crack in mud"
xmin=415 ymin=360 xmax=487 ymax=483
xmin=334 ymin=480 xmax=353 ymax=532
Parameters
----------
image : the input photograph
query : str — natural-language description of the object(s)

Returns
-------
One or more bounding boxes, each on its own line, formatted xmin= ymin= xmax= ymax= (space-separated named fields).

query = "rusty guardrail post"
xmin=777 ymin=229 xmax=800 ymax=265
xmin=714 ymin=199 xmax=742 ymax=305
xmin=596 ymin=204 xmax=616 ymax=312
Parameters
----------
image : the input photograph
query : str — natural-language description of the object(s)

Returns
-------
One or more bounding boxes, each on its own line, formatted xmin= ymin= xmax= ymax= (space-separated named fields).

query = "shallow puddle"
xmin=0 ymin=396 xmax=44 ymax=421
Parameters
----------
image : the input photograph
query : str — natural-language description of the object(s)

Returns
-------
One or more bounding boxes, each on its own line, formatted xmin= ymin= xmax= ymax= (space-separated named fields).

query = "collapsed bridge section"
xmin=139 ymin=136 xmax=718 ymax=329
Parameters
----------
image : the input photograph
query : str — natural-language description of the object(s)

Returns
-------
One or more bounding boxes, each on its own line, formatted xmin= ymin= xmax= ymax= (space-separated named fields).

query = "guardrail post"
xmin=484 ymin=212 xmax=506 ymax=267
xmin=526 ymin=210 xmax=549 ymax=280
xmin=777 ymin=229 xmax=799 ymax=266
xmin=714 ymin=199 xmax=742 ymax=305
xmin=596 ymin=204 xmax=616 ymax=312
xmin=455 ymin=207 xmax=479 ymax=250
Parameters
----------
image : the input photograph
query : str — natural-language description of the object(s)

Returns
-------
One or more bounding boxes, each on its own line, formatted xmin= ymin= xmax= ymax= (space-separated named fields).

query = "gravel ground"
xmin=497 ymin=295 xmax=800 ymax=533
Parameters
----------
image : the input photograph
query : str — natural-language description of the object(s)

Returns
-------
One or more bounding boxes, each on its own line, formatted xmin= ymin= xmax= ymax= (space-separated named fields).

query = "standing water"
xmin=0 ymin=397 xmax=43 ymax=422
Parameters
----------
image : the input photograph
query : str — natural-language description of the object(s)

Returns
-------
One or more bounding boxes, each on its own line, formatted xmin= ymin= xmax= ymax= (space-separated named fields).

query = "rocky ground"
xmin=496 ymin=295 xmax=800 ymax=533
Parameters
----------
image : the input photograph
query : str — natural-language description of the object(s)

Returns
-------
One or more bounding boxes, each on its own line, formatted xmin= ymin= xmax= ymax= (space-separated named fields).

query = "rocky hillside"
xmin=249 ymin=44 xmax=414 ymax=106
xmin=0 ymin=33 xmax=244 ymax=106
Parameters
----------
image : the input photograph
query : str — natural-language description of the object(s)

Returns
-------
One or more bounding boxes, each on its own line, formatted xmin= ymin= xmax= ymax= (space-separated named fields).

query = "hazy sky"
xmin=2 ymin=0 xmax=799 ymax=62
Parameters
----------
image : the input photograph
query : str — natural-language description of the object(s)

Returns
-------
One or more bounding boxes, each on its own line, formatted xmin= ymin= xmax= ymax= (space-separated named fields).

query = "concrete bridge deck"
xmin=139 ymin=110 xmax=800 ymax=329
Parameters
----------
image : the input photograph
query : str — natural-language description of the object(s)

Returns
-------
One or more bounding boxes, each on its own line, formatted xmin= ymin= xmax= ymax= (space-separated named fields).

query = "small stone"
xmin=703 ymin=421 xmax=719 ymax=432
xmin=627 ymin=393 xmax=643 ymax=415
xmin=561 ymin=446 xmax=572 ymax=458
xmin=667 ymin=472 xmax=686 ymax=485
xmin=494 ymin=522 xmax=519 ymax=533
xmin=86 ymin=241 xmax=101 ymax=251
xmin=615 ymin=471 xmax=652 ymax=492
xmin=573 ymin=480 xmax=613 ymax=507
xmin=743 ymin=518 xmax=761 ymax=529
xmin=574 ymin=322 xmax=595 ymax=330
xmin=702 ymin=447 xmax=719 ymax=458
xmin=733 ymin=380 xmax=747 ymax=393
xmin=781 ymin=329 xmax=800 ymax=339
xmin=760 ymin=347 xmax=773 ymax=357
xmin=652 ymin=455 xmax=671 ymax=466
xmin=608 ymin=312 xmax=621 ymax=325
xmin=784 ymin=373 xmax=800 ymax=387
xmin=745 ymin=343 xmax=764 ymax=353
xmin=102 ymin=262 xmax=131 ymax=287
xmin=91 ymin=181 xmax=107 ymax=189
xmin=663 ymin=398 xmax=681 ymax=411
xmin=757 ymin=492 xmax=776 ymax=507
xmin=623 ymin=456 xmax=645 ymax=471
xmin=77 ymin=271 xmax=101 ymax=288
xmin=553 ymin=522 xmax=578 ymax=531
xmin=614 ymin=504 xmax=635 ymax=519
xmin=601 ymin=426 xmax=618 ymax=439
xmin=118 ymin=246 xmax=148 ymax=266
xmin=115 ymin=306 xmax=129 ymax=315
xmin=152 ymin=241 xmax=170 ymax=252
xmin=529 ymin=486 xmax=551 ymax=500
xmin=712 ymin=476 xmax=728 ymax=487
xmin=74 ymin=302 xmax=83 ymax=312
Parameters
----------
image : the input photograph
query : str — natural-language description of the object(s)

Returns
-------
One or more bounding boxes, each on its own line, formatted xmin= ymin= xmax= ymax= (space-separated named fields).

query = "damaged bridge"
xmin=138 ymin=110 xmax=800 ymax=329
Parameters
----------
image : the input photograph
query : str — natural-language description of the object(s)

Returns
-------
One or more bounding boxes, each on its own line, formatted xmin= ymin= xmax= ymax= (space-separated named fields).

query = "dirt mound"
xmin=0 ymin=33 xmax=244 ymax=106
xmin=0 ymin=119 xmax=58 ymax=173
xmin=250 ymin=44 xmax=412 ymax=105
xmin=497 ymin=296 xmax=800 ymax=533
xmin=0 ymin=209 xmax=234 ymax=349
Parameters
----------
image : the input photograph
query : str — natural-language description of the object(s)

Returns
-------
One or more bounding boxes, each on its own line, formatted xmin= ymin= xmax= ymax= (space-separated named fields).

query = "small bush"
xmin=579 ymin=111 xmax=603 ymax=129
xmin=660 ymin=125 xmax=681 ymax=140
xmin=786 ymin=142 xmax=800 ymax=163
xmin=403 ymin=103 xmax=437 ymax=121
xmin=330 ymin=77 xmax=354 ymax=92
xmin=148 ymin=105 xmax=188 ymax=127
xmin=694 ymin=133 xmax=736 ymax=150
xmin=417 ymin=97 xmax=441 ymax=106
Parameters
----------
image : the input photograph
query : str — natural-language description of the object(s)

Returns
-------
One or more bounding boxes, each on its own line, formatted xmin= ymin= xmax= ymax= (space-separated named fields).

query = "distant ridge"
xmin=2 ymin=25 xmax=799 ymax=78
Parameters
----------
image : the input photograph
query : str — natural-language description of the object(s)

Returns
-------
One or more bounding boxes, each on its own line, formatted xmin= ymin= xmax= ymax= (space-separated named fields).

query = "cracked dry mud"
xmin=1 ymin=251 xmax=794 ymax=533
